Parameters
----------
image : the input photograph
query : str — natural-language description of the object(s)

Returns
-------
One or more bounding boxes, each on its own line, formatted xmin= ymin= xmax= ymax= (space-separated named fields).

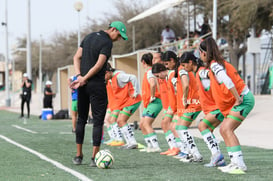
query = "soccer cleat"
xmin=204 ymin=152 xmax=226 ymax=167
xmin=89 ymin=159 xmax=97 ymax=167
xmin=105 ymin=139 xmax=115 ymax=145
xmin=218 ymin=162 xmax=247 ymax=174
xmin=139 ymin=148 xmax=148 ymax=152
xmin=192 ymin=152 xmax=203 ymax=162
xmin=205 ymin=159 xmax=226 ymax=167
xmin=137 ymin=143 xmax=146 ymax=149
xmin=179 ymin=154 xmax=193 ymax=163
xmin=72 ymin=155 xmax=83 ymax=165
xmin=173 ymin=152 xmax=188 ymax=159
xmin=147 ymin=147 xmax=161 ymax=153
xmin=110 ymin=141 xmax=125 ymax=146
xmin=124 ymin=143 xmax=138 ymax=149
xmin=167 ymin=147 xmax=180 ymax=156
xmin=119 ymin=144 xmax=129 ymax=149
xmin=160 ymin=149 xmax=172 ymax=155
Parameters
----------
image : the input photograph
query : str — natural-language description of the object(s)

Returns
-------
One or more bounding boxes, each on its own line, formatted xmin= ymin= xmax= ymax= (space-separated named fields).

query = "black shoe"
xmin=19 ymin=115 xmax=24 ymax=118
xmin=89 ymin=158 xmax=96 ymax=167
xmin=72 ymin=155 xmax=83 ymax=165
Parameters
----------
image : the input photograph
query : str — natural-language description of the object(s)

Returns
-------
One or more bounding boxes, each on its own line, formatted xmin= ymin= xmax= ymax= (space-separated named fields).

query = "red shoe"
xmin=160 ymin=149 xmax=172 ymax=155
xmin=167 ymin=147 xmax=180 ymax=156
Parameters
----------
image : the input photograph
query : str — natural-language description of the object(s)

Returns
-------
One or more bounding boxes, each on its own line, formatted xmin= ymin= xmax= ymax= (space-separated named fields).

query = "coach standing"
xmin=71 ymin=21 xmax=128 ymax=167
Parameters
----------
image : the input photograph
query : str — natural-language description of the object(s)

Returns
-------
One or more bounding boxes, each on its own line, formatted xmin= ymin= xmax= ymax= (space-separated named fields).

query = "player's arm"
xmin=149 ymin=77 xmax=157 ymax=102
xmin=179 ymin=69 xmax=189 ymax=107
xmin=117 ymin=73 xmax=140 ymax=97
xmin=211 ymin=62 xmax=242 ymax=105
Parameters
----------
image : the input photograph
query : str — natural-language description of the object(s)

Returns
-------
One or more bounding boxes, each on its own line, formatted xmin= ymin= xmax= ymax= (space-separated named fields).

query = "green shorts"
xmin=142 ymin=98 xmax=163 ymax=118
xmin=122 ymin=101 xmax=141 ymax=115
xmin=231 ymin=91 xmax=255 ymax=118
xmin=172 ymin=118 xmax=178 ymax=123
xmin=182 ymin=111 xmax=201 ymax=122
xmin=163 ymin=108 xmax=173 ymax=119
xmin=71 ymin=100 xmax=78 ymax=112
xmin=210 ymin=109 xmax=224 ymax=122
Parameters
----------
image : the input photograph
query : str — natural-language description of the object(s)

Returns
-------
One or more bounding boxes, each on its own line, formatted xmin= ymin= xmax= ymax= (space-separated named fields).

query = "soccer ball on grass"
xmin=94 ymin=149 xmax=114 ymax=169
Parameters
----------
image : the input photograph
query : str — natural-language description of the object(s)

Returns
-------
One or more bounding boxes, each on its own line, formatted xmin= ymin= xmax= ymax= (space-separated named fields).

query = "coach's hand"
xmin=70 ymin=76 xmax=86 ymax=89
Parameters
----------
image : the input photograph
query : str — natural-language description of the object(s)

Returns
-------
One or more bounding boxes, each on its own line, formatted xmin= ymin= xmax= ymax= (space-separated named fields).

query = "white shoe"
xmin=147 ymin=147 xmax=161 ymax=153
xmin=139 ymin=147 xmax=148 ymax=152
xmin=119 ymin=144 xmax=129 ymax=149
xmin=179 ymin=154 xmax=193 ymax=163
xmin=204 ymin=152 xmax=226 ymax=167
xmin=218 ymin=162 xmax=247 ymax=174
xmin=192 ymin=152 xmax=203 ymax=162
xmin=124 ymin=143 xmax=138 ymax=149
xmin=173 ymin=152 xmax=188 ymax=159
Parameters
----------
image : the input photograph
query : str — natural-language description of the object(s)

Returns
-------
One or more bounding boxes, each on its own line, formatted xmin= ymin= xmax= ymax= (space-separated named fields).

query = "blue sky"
xmin=0 ymin=0 xmax=117 ymax=55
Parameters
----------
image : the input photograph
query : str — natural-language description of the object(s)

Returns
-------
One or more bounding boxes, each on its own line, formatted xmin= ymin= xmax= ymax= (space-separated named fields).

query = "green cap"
xmin=110 ymin=21 xmax=128 ymax=40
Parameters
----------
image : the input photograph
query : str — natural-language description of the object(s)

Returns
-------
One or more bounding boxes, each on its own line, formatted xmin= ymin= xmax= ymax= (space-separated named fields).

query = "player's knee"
xmin=219 ymin=124 xmax=228 ymax=137
xmin=198 ymin=121 xmax=206 ymax=131
xmin=139 ymin=121 xmax=144 ymax=130
xmin=170 ymin=125 xmax=176 ymax=133
xmin=117 ymin=119 xmax=123 ymax=127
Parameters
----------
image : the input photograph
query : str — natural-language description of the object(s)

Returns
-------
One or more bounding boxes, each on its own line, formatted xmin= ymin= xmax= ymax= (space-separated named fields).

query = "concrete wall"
xmin=57 ymin=65 xmax=75 ymax=115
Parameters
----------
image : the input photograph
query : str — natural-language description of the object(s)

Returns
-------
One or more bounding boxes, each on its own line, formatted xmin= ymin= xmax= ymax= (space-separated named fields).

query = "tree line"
xmin=11 ymin=0 xmax=273 ymax=82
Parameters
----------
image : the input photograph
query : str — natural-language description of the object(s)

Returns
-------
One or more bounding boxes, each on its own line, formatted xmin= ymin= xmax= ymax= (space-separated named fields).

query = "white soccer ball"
xmin=94 ymin=149 xmax=114 ymax=169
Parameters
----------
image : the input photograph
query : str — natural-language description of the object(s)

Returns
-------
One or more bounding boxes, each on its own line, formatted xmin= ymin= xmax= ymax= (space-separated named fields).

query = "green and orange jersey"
xmin=167 ymin=70 xmax=177 ymax=113
xmin=142 ymin=68 xmax=161 ymax=108
xmin=177 ymin=66 xmax=201 ymax=116
xmin=186 ymin=71 xmax=202 ymax=112
xmin=196 ymin=67 xmax=218 ymax=115
xmin=158 ymin=78 xmax=169 ymax=110
xmin=106 ymin=80 xmax=115 ymax=111
xmin=176 ymin=66 xmax=186 ymax=116
xmin=209 ymin=60 xmax=246 ymax=117
xmin=111 ymin=72 xmax=142 ymax=110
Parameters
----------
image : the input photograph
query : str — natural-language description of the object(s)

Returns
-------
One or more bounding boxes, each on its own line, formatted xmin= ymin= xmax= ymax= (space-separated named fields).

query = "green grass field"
xmin=0 ymin=110 xmax=272 ymax=181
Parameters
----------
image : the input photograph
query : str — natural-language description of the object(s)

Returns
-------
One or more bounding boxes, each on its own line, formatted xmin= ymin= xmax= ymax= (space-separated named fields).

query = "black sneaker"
xmin=89 ymin=158 xmax=96 ymax=167
xmin=72 ymin=155 xmax=83 ymax=165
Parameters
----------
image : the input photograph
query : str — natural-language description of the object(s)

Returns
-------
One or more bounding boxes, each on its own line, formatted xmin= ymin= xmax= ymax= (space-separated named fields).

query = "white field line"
xmin=59 ymin=132 xmax=73 ymax=135
xmin=0 ymin=135 xmax=92 ymax=181
xmin=12 ymin=125 xmax=38 ymax=134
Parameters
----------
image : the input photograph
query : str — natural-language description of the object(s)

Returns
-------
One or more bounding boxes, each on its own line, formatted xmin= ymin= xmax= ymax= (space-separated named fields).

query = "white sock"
xmin=175 ymin=137 xmax=188 ymax=153
xmin=201 ymin=129 xmax=220 ymax=155
xmin=112 ymin=122 xmax=123 ymax=141
xmin=107 ymin=126 xmax=114 ymax=140
xmin=233 ymin=150 xmax=246 ymax=167
xmin=165 ymin=130 xmax=176 ymax=149
xmin=144 ymin=136 xmax=152 ymax=148
xmin=149 ymin=133 xmax=160 ymax=148
xmin=121 ymin=124 xmax=137 ymax=145
xmin=178 ymin=129 xmax=200 ymax=155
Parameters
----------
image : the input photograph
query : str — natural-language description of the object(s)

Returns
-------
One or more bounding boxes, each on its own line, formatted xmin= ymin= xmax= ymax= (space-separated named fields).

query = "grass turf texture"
xmin=0 ymin=110 xmax=272 ymax=181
